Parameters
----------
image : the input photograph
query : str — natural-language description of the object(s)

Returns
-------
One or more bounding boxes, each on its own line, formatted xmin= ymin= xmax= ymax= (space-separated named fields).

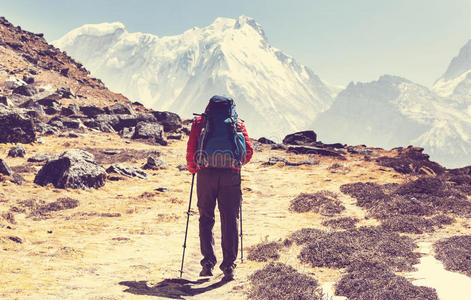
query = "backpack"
xmin=195 ymin=95 xmax=247 ymax=168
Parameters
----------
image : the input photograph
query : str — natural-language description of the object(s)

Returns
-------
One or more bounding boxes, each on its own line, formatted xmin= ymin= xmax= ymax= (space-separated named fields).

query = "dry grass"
xmin=322 ymin=217 xmax=359 ymax=230
xmin=291 ymin=226 xmax=420 ymax=271
xmin=249 ymin=262 xmax=323 ymax=300
xmin=380 ymin=215 xmax=455 ymax=234
xmin=340 ymin=177 xmax=471 ymax=233
xmin=335 ymin=261 xmax=438 ymax=299
xmin=289 ymin=191 xmax=344 ymax=216
xmin=434 ymin=235 xmax=471 ymax=277
xmin=247 ymin=241 xmax=284 ymax=262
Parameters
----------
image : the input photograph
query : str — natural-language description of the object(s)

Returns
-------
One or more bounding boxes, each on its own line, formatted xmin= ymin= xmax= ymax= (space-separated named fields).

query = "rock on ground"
xmin=0 ymin=159 xmax=13 ymax=176
xmin=8 ymin=145 xmax=26 ymax=157
xmin=106 ymin=164 xmax=147 ymax=179
xmin=34 ymin=149 xmax=106 ymax=189
xmin=0 ymin=106 xmax=36 ymax=143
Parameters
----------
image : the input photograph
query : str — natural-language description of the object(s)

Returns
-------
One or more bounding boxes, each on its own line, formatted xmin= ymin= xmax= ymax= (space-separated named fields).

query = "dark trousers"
xmin=196 ymin=168 xmax=241 ymax=270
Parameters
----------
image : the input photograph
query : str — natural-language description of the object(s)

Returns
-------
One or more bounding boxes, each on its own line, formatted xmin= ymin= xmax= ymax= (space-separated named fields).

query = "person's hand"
xmin=188 ymin=167 xmax=197 ymax=174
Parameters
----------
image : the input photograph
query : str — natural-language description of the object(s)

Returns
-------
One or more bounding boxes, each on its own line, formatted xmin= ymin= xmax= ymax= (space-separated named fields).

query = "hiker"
xmin=186 ymin=95 xmax=253 ymax=280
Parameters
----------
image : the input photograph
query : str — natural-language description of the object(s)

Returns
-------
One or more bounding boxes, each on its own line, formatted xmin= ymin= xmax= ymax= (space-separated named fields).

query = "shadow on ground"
xmin=119 ymin=278 xmax=230 ymax=299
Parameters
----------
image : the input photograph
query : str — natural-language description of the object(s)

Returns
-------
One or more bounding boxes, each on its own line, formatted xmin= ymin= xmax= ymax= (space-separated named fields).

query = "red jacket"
xmin=186 ymin=116 xmax=253 ymax=173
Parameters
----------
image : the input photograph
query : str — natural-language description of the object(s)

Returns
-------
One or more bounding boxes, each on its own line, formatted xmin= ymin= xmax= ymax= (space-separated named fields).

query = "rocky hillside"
xmin=2 ymin=17 xmax=471 ymax=300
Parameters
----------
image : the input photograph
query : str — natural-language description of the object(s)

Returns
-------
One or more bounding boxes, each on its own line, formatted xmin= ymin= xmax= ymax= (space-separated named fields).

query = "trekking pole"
xmin=179 ymin=173 xmax=196 ymax=278
xmin=240 ymin=197 xmax=244 ymax=263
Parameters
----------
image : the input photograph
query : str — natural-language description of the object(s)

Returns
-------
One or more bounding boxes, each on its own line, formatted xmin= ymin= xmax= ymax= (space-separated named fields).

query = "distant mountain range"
xmin=53 ymin=16 xmax=338 ymax=139
xmin=54 ymin=18 xmax=471 ymax=168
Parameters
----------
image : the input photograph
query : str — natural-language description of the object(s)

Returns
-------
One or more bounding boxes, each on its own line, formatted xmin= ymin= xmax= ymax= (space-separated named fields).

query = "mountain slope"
xmin=433 ymin=40 xmax=471 ymax=101
xmin=312 ymin=75 xmax=471 ymax=168
xmin=53 ymin=16 xmax=336 ymax=139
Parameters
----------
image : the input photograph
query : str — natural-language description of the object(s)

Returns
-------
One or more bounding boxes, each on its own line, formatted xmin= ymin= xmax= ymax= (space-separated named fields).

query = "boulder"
xmin=116 ymin=113 xmax=157 ymax=131
xmin=34 ymin=149 xmax=106 ymax=189
xmin=5 ymin=76 xmax=26 ymax=89
xmin=60 ymin=104 xmax=79 ymax=116
xmin=56 ymin=87 xmax=75 ymax=98
xmin=0 ymin=107 xmax=36 ymax=143
xmin=37 ymin=98 xmax=60 ymax=107
xmin=95 ymin=114 xmax=120 ymax=129
xmin=282 ymin=130 xmax=317 ymax=145
xmin=22 ymin=74 xmax=34 ymax=84
xmin=34 ymin=122 xmax=59 ymax=135
xmin=0 ymin=159 xmax=13 ymax=176
xmin=119 ymin=127 xmax=135 ymax=139
xmin=133 ymin=122 xmax=167 ymax=145
xmin=0 ymin=96 xmax=12 ymax=106
xmin=83 ymin=119 xmax=115 ymax=133
xmin=258 ymin=137 xmax=276 ymax=144
xmin=13 ymin=85 xmax=37 ymax=96
xmin=287 ymin=146 xmax=344 ymax=157
xmin=152 ymin=111 xmax=182 ymax=132
xmin=49 ymin=117 xmax=84 ymax=129
xmin=105 ymin=103 xmax=134 ymax=115
xmin=80 ymin=106 xmax=105 ymax=118
xmin=28 ymin=153 xmax=58 ymax=163
xmin=143 ymin=157 xmax=168 ymax=170
xmin=167 ymin=132 xmax=183 ymax=140
xmin=106 ymin=164 xmax=147 ymax=179
xmin=271 ymin=144 xmax=288 ymax=151
xmin=8 ymin=145 xmax=26 ymax=158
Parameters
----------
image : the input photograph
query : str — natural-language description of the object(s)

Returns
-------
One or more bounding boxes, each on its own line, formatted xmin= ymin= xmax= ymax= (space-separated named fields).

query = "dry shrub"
xmin=322 ymin=217 xmax=359 ymax=230
xmin=434 ymin=235 xmax=471 ymax=277
xmin=340 ymin=177 xmax=471 ymax=226
xmin=294 ymin=226 xmax=419 ymax=271
xmin=381 ymin=215 xmax=439 ymax=234
xmin=287 ymin=228 xmax=324 ymax=245
xmin=335 ymin=261 xmax=438 ymax=300
xmin=249 ymin=262 xmax=322 ymax=300
xmin=444 ymin=174 xmax=471 ymax=195
xmin=289 ymin=191 xmax=345 ymax=216
xmin=1 ymin=211 xmax=16 ymax=224
xmin=340 ymin=182 xmax=389 ymax=209
xmin=376 ymin=146 xmax=444 ymax=176
xmin=247 ymin=241 xmax=284 ymax=262
xmin=18 ymin=197 xmax=79 ymax=217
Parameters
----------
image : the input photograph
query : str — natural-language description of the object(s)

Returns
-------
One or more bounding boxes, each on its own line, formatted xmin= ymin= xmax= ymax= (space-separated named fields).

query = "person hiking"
xmin=186 ymin=95 xmax=253 ymax=281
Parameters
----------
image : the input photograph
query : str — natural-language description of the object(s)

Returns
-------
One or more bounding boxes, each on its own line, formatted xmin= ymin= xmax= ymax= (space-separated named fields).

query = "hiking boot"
xmin=199 ymin=266 xmax=213 ymax=277
xmin=222 ymin=268 xmax=234 ymax=281
xmin=221 ymin=264 xmax=235 ymax=281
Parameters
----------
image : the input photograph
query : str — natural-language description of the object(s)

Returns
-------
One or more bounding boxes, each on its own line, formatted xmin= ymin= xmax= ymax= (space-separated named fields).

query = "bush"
xmin=289 ymin=191 xmax=345 ymax=216
xmin=336 ymin=261 xmax=438 ymax=299
xmin=295 ymin=226 xmax=420 ymax=271
xmin=434 ymin=235 xmax=471 ymax=277
xmin=247 ymin=241 xmax=284 ymax=262
xmin=249 ymin=262 xmax=322 ymax=300
xmin=322 ymin=217 xmax=359 ymax=230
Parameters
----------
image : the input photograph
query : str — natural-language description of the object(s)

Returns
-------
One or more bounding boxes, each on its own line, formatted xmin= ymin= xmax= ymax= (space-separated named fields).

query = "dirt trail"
xmin=1 ymin=133 xmax=469 ymax=299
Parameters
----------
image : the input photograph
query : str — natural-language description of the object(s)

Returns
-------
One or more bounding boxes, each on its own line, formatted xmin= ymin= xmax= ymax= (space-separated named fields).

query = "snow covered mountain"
xmin=433 ymin=40 xmax=471 ymax=102
xmin=312 ymin=75 xmax=471 ymax=168
xmin=53 ymin=16 xmax=336 ymax=139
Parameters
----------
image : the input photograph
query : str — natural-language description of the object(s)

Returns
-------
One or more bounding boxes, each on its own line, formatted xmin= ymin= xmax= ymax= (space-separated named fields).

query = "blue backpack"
xmin=195 ymin=96 xmax=247 ymax=168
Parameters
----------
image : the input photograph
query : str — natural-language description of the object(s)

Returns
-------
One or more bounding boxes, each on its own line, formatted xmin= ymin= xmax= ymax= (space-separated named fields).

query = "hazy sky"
xmin=2 ymin=0 xmax=471 ymax=87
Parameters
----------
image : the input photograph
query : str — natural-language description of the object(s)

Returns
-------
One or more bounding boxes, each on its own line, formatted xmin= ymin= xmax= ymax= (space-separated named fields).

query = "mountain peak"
xmin=441 ymin=39 xmax=471 ymax=80
xmin=234 ymin=15 xmax=266 ymax=38
xmin=53 ymin=22 xmax=126 ymax=48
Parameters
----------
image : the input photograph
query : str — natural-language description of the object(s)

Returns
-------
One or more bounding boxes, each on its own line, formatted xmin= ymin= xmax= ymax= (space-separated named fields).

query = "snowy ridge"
xmin=313 ymin=75 xmax=471 ymax=168
xmin=433 ymin=40 xmax=471 ymax=101
xmin=53 ymin=16 xmax=336 ymax=139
